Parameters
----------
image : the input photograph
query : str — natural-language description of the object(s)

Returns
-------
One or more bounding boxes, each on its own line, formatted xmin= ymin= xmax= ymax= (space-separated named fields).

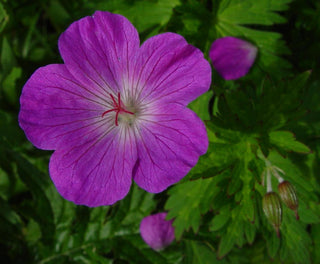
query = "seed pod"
xmin=278 ymin=181 xmax=299 ymax=220
xmin=262 ymin=192 xmax=282 ymax=237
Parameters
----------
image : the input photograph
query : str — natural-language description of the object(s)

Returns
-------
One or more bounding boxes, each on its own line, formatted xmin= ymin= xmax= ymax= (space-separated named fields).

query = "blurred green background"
xmin=1 ymin=0 xmax=320 ymax=263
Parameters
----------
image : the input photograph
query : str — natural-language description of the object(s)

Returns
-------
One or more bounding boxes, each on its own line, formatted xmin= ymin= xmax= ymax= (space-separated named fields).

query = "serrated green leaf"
xmin=269 ymin=131 xmax=311 ymax=153
xmin=244 ymin=221 xmax=256 ymax=244
xmin=218 ymin=231 xmax=237 ymax=259
xmin=281 ymin=209 xmax=312 ymax=264
xmin=218 ymin=0 xmax=290 ymax=25
xmin=165 ymin=177 xmax=222 ymax=239
xmin=210 ymin=206 xmax=230 ymax=232
xmin=216 ymin=0 xmax=292 ymax=76
xmin=299 ymin=200 xmax=320 ymax=224
xmin=91 ymin=0 xmax=179 ymax=35
xmin=217 ymin=207 xmax=245 ymax=258
xmin=189 ymin=123 xmax=248 ymax=181
xmin=266 ymin=232 xmax=280 ymax=258
xmin=289 ymin=70 xmax=311 ymax=90
xmin=268 ymin=150 xmax=315 ymax=196
xmin=169 ymin=0 xmax=213 ymax=52
xmin=241 ymin=195 xmax=255 ymax=222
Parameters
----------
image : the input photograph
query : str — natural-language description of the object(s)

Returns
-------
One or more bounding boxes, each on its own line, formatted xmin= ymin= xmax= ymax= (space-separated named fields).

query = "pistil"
xmin=102 ymin=92 xmax=134 ymax=126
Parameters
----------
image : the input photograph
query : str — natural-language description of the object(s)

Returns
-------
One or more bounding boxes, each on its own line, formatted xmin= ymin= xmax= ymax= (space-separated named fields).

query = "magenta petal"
xmin=133 ymin=33 xmax=211 ymax=105
xmin=140 ymin=212 xmax=175 ymax=251
xmin=58 ymin=11 xmax=140 ymax=94
xmin=209 ymin=36 xmax=258 ymax=80
xmin=49 ymin=129 xmax=137 ymax=207
xmin=19 ymin=64 xmax=105 ymax=150
xmin=133 ymin=103 xmax=208 ymax=193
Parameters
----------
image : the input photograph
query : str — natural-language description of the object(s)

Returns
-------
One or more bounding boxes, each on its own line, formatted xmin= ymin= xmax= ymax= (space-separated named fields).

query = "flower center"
xmin=102 ymin=92 xmax=134 ymax=126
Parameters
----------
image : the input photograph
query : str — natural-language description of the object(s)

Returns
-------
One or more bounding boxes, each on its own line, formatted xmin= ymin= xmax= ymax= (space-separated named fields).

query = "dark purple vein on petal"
xmin=52 ymin=116 xmax=112 ymax=140
xmin=135 ymin=124 xmax=165 ymax=172
xmin=139 ymin=63 xmax=182 ymax=102
xmin=44 ymin=84 xmax=109 ymax=108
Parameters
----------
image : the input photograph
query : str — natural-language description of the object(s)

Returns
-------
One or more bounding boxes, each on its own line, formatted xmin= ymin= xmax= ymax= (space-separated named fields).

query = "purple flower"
xmin=140 ymin=212 xmax=175 ymax=251
xmin=209 ymin=36 xmax=258 ymax=80
xmin=18 ymin=11 xmax=211 ymax=207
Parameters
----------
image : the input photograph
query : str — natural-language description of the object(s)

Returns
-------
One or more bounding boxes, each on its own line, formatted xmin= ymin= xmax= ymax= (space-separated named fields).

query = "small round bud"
xmin=262 ymin=192 xmax=282 ymax=237
xmin=278 ymin=181 xmax=299 ymax=220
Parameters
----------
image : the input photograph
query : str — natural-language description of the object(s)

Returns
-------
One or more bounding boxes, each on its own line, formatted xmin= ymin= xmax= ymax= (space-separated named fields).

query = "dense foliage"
xmin=1 ymin=0 xmax=319 ymax=263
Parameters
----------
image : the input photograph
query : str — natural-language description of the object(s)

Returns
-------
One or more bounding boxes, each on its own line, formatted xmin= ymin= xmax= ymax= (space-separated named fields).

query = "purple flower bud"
xmin=262 ymin=192 xmax=282 ymax=237
xmin=278 ymin=181 xmax=299 ymax=220
xmin=140 ymin=212 xmax=175 ymax=251
xmin=209 ymin=36 xmax=258 ymax=80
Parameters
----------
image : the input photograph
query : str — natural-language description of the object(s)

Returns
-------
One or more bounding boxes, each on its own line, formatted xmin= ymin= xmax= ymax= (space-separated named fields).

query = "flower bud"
xmin=262 ymin=192 xmax=282 ymax=237
xmin=278 ymin=181 xmax=299 ymax=220
xmin=140 ymin=212 xmax=175 ymax=251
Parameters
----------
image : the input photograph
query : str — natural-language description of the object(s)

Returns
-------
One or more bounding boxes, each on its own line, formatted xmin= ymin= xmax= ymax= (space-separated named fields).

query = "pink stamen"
xmin=102 ymin=92 xmax=134 ymax=126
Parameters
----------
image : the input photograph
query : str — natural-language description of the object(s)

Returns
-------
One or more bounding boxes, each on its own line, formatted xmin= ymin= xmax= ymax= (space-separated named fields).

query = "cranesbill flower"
xmin=140 ymin=212 xmax=175 ymax=251
xmin=209 ymin=36 xmax=257 ymax=80
xmin=19 ymin=11 xmax=211 ymax=207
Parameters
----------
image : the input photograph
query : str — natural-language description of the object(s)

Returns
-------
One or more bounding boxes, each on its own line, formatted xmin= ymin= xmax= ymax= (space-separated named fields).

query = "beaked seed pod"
xmin=262 ymin=192 xmax=282 ymax=237
xmin=278 ymin=181 xmax=299 ymax=220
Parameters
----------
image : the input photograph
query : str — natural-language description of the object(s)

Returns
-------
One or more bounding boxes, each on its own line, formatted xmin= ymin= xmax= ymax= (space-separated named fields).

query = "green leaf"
xmin=188 ymin=91 xmax=213 ymax=121
xmin=269 ymin=131 xmax=311 ymax=153
xmin=0 ymin=196 xmax=23 ymax=244
xmin=217 ymin=207 xmax=245 ymax=258
xmin=210 ymin=206 xmax=230 ymax=232
xmin=171 ymin=0 xmax=213 ymax=52
xmin=8 ymin=150 xmax=55 ymax=245
xmin=90 ymin=0 xmax=180 ymax=35
xmin=1 ymin=37 xmax=16 ymax=75
xmin=218 ymin=229 xmax=237 ymax=258
xmin=2 ymin=66 xmax=22 ymax=105
xmin=0 ymin=110 xmax=24 ymax=145
xmin=185 ymin=240 xmax=225 ymax=264
xmin=47 ymin=0 xmax=71 ymax=29
xmin=189 ymin=123 xmax=246 ymax=180
xmin=113 ymin=236 xmax=168 ymax=264
xmin=244 ymin=221 xmax=256 ymax=244
xmin=312 ymin=224 xmax=320 ymax=264
xmin=218 ymin=0 xmax=290 ymax=25
xmin=268 ymin=150 xmax=315 ymax=196
xmin=0 ymin=2 xmax=8 ymax=33
xmin=299 ymin=200 xmax=320 ymax=224
xmin=281 ymin=209 xmax=312 ymax=264
xmin=25 ymin=219 xmax=41 ymax=244
xmin=165 ymin=177 xmax=222 ymax=239
xmin=216 ymin=0 xmax=292 ymax=76
xmin=266 ymin=232 xmax=280 ymax=258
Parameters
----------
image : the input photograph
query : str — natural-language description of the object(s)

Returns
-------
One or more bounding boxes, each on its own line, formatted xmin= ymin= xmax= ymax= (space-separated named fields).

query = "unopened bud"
xmin=262 ymin=192 xmax=282 ymax=237
xmin=278 ymin=181 xmax=299 ymax=220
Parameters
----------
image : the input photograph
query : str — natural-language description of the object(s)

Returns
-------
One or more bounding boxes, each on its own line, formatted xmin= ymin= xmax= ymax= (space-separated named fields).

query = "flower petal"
xmin=132 ymin=33 xmax=211 ymax=105
xmin=58 ymin=11 xmax=140 ymax=94
xmin=209 ymin=36 xmax=258 ymax=80
xmin=19 ymin=64 xmax=107 ymax=150
xmin=140 ymin=212 xmax=175 ymax=251
xmin=49 ymin=127 xmax=137 ymax=207
xmin=133 ymin=103 xmax=208 ymax=192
